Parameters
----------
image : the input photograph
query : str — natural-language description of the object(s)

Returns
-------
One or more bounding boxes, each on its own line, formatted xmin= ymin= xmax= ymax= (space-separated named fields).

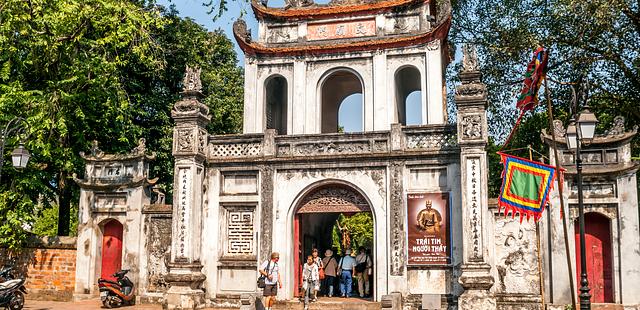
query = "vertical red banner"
xmin=407 ymin=193 xmax=450 ymax=265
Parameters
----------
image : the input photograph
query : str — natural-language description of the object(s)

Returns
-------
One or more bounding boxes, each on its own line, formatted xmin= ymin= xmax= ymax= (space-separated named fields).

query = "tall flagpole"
xmin=528 ymin=145 xmax=546 ymax=308
xmin=544 ymin=79 xmax=578 ymax=310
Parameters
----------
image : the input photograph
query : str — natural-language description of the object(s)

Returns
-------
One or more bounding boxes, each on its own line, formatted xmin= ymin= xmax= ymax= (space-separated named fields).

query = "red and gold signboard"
xmin=407 ymin=193 xmax=450 ymax=265
xmin=307 ymin=19 xmax=376 ymax=41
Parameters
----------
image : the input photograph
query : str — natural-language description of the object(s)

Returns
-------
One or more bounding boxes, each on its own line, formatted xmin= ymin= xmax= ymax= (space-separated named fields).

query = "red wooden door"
xmin=101 ymin=220 xmax=123 ymax=281
xmin=294 ymin=214 xmax=301 ymax=297
xmin=575 ymin=213 xmax=613 ymax=303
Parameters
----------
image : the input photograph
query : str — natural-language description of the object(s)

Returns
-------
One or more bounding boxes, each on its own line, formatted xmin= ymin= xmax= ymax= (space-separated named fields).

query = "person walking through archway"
xmin=302 ymin=255 xmax=319 ymax=307
xmin=321 ymin=249 xmax=338 ymax=297
xmin=338 ymin=249 xmax=356 ymax=298
xmin=311 ymin=248 xmax=323 ymax=301
xmin=355 ymin=247 xmax=372 ymax=298
xmin=259 ymin=252 xmax=282 ymax=310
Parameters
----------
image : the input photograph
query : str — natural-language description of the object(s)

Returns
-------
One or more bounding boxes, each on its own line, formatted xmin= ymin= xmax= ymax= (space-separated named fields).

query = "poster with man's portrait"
xmin=407 ymin=192 xmax=450 ymax=265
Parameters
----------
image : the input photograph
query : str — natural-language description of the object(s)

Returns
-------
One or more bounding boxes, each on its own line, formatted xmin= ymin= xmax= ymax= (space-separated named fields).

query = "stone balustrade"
xmin=207 ymin=124 xmax=458 ymax=162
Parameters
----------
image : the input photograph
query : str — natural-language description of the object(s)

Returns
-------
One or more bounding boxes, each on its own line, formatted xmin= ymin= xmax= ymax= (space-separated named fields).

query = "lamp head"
xmin=565 ymin=119 xmax=578 ymax=151
xmin=577 ymin=105 xmax=598 ymax=141
xmin=11 ymin=143 xmax=30 ymax=169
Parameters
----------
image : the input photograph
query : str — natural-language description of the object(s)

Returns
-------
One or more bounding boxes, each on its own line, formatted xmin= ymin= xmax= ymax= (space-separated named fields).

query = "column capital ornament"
xmin=172 ymin=66 xmax=211 ymax=123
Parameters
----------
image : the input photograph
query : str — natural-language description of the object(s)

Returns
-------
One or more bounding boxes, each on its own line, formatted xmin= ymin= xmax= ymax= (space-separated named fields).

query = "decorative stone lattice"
xmin=405 ymin=132 xmax=458 ymax=150
xmin=210 ymin=143 xmax=262 ymax=158
xmin=227 ymin=210 xmax=255 ymax=255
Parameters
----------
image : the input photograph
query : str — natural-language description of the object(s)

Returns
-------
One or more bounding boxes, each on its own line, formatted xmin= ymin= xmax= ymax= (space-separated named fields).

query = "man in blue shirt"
xmin=338 ymin=248 xmax=356 ymax=298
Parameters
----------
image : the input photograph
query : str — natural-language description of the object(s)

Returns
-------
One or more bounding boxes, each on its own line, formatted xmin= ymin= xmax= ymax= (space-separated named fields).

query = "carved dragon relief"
xmin=461 ymin=114 xmax=483 ymax=140
xmin=177 ymin=129 xmax=194 ymax=153
xmin=494 ymin=219 xmax=540 ymax=294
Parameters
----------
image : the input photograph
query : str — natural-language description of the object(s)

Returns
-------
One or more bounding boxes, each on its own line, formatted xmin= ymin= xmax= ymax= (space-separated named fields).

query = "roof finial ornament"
xmin=284 ymin=0 xmax=313 ymax=9
xmin=131 ymin=138 xmax=147 ymax=155
xmin=90 ymin=140 xmax=104 ymax=158
xmin=462 ymin=44 xmax=479 ymax=72
xmin=233 ymin=19 xmax=252 ymax=43
xmin=182 ymin=66 xmax=202 ymax=93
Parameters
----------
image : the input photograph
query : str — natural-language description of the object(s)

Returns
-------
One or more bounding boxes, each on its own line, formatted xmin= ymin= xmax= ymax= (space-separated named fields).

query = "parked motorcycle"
xmin=0 ymin=266 xmax=26 ymax=310
xmin=98 ymin=269 xmax=135 ymax=308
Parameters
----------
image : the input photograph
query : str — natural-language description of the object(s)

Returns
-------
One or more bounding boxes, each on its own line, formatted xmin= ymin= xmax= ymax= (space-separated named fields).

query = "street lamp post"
xmin=0 ymin=117 xmax=31 ymax=183
xmin=565 ymin=105 xmax=598 ymax=310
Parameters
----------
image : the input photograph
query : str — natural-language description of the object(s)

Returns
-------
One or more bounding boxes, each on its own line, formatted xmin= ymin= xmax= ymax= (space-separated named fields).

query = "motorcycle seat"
xmin=0 ymin=279 xmax=21 ymax=290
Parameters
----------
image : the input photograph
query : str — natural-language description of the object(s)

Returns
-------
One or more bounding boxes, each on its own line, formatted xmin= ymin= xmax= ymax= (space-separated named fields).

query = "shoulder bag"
xmin=257 ymin=260 xmax=271 ymax=288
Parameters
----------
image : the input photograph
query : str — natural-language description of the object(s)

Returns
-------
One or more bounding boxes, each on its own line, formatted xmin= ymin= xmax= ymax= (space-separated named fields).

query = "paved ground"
xmin=23 ymin=297 xmax=375 ymax=310
xmin=24 ymin=299 xmax=161 ymax=310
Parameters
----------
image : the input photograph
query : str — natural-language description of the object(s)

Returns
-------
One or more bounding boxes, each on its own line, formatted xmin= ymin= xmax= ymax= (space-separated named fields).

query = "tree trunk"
xmin=57 ymin=173 xmax=72 ymax=236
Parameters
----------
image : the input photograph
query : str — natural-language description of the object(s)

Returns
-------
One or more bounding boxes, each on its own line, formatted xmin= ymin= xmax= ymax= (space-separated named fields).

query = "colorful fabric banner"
xmin=497 ymin=152 xmax=558 ymax=222
xmin=516 ymin=47 xmax=549 ymax=112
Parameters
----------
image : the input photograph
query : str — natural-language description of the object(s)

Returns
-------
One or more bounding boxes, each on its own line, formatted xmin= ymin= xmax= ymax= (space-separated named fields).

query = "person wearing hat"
xmin=337 ymin=248 xmax=356 ymax=298
xmin=321 ymin=249 xmax=338 ymax=297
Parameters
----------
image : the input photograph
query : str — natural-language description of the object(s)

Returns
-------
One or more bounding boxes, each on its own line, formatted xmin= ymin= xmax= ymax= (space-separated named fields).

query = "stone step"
xmin=274 ymin=297 xmax=381 ymax=310
xmin=592 ymin=303 xmax=637 ymax=310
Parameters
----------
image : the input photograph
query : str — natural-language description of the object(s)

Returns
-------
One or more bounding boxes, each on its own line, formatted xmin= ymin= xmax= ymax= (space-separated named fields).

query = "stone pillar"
xmin=164 ymin=66 xmax=210 ymax=310
xmin=455 ymin=46 xmax=496 ymax=309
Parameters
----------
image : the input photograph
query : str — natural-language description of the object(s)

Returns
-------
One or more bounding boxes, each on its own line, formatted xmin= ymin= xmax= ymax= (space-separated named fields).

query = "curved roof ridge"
xmin=252 ymin=0 xmax=428 ymax=21
xmin=233 ymin=15 xmax=451 ymax=57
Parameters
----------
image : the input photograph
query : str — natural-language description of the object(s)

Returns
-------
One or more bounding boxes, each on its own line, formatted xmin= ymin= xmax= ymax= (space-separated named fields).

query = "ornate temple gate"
xmin=293 ymin=184 xmax=372 ymax=296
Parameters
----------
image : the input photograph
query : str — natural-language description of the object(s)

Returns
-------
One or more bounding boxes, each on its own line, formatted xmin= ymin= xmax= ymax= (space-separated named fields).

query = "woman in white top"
xmin=302 ymin=255 xmax=319 ymax=305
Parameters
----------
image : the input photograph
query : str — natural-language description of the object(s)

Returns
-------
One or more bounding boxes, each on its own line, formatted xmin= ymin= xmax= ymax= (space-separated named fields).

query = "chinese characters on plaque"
xmin=178 ymin=168 xmax=191 ymax=258
xmin=407 ymin=193 xmax=451 ymax=265
xmin=307 ymin=19 xmax=376 ymax=41
xmin=466 ymin=158 xmax=482 ymax=259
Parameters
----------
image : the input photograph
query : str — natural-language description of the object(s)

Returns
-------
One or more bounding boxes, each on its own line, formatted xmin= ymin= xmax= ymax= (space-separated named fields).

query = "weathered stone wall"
xmin=0 ymin=237 xmax=77 ymax=301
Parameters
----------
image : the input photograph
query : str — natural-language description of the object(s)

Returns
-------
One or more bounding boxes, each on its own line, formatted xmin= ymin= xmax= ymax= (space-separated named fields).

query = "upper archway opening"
xmin=320 ymin=70 xmax=363 ymax=133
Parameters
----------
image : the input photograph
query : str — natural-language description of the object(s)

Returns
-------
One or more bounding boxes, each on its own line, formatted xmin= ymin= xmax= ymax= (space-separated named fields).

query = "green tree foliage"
xmin=332 ymin=213 xmax=374 ymax=255
xmin=452 ymin=0 xmax=640 ymax=196
xmin=453 ymin=0 xmax=639 ymax=141
xmin=0 ymin=0 xmax=243 ymax=249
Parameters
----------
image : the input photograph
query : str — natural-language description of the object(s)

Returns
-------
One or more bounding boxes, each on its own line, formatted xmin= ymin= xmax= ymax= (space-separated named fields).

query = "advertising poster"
xmin=407 ymin=192 xmax=450 ymax=265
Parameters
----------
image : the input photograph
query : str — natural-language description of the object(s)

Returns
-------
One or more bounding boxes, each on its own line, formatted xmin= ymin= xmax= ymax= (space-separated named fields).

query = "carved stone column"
xmin=164 ymin=66 xmax=210 ymax=310
xmin=455 ymin=46 xmax=496 ymax=309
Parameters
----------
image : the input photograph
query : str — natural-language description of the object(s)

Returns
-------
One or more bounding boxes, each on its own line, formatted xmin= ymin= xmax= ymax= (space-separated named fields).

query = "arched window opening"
xmin=265 ymin=76 xmax=288 ymax=135
xmin=321 ymin=70 xmax=363 ymax=133
xmin=395 ymin=66 xmax=422 ymax=126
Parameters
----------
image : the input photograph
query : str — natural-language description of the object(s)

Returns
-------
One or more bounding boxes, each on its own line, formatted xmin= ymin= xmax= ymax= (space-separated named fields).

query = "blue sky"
xmin=157 ymin=0 xmax=423 ymax=132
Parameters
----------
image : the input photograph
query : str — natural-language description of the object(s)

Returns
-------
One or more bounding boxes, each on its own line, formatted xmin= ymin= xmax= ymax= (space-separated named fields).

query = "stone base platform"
xmin=547 ymin=304 xmax=640 ymax=310
xmin=274 ymin=298 xmax=381 ymax=310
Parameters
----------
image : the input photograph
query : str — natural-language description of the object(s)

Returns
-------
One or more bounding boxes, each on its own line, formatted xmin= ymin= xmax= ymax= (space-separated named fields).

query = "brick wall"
xmin=0 ymin=236 xmax=77 ymax=301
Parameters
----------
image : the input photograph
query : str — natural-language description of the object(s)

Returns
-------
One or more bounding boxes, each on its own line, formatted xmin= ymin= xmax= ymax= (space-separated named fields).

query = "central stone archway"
xmin=292 ymin=182 xmax=375 ymax=299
